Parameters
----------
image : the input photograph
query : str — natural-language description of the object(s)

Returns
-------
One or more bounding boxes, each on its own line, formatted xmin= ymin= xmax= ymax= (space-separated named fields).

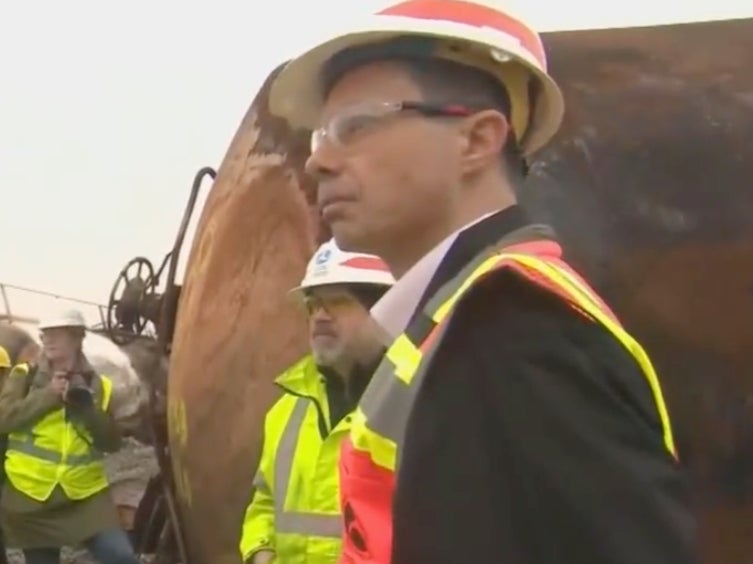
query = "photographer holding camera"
xmin=0 ymin=309 xmax=138 ymax=564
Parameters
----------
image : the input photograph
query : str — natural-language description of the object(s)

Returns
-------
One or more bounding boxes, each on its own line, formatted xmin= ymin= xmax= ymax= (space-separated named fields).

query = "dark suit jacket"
xmin=390 ymin=206 xmax=698 ymax=564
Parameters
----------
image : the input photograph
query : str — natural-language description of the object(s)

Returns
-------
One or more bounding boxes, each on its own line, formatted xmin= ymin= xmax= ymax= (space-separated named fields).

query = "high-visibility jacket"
xmin=4 ymin=363 xmax=114 ymax=502
xmin=338 ymin=238 xmax=678 ymax=563
xmin=240 ymin=355 xmax=349 ymax=564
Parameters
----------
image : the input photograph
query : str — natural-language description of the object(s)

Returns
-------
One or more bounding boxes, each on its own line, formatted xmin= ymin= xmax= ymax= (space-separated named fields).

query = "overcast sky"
xmin=2 ymin=0 xmax=751 ymax=325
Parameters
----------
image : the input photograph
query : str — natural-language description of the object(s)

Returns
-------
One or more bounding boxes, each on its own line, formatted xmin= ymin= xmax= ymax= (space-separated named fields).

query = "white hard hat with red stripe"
xmin=290 ymin=239 xmax=395 ymax=296
xmin=269 ymin=0 xmax=564 ymax=157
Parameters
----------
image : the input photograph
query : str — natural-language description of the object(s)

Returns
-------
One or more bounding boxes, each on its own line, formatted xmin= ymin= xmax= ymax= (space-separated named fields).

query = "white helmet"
xmin=269 ymin=0 xmax=564 ymax=157
xmin=290 ymin=239 xmax=395 ymax=296
xmin=38 ymin=309 xmax=87 ymax=330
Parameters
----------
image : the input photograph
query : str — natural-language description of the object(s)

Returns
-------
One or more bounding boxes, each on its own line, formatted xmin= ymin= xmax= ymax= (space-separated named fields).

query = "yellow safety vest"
xmin=339 ymin=238 xmax=677 ymax=561
xmin=240 ymin=355 xmax=349 ymax=564
xmin=4 ymin=363 xmax=114 ymax=502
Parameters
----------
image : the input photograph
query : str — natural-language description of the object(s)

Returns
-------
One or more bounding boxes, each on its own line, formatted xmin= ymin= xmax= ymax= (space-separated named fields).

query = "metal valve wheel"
xmin=106 ymin=257 xmax=159 ymax=345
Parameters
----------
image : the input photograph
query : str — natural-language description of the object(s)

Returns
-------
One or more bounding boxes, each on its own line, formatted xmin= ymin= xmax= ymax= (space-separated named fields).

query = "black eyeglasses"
xmin=310 ymin=100 xmax=474 ymax=153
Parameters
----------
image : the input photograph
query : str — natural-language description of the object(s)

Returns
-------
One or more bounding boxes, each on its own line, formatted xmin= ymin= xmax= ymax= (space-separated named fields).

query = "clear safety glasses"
xmin=310 ymin=100 xmax=473 ymax=153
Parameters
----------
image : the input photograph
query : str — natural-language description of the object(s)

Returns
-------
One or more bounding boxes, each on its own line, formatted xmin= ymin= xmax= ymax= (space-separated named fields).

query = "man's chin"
xmin=312 ymin=348 xmax=343 ymax=368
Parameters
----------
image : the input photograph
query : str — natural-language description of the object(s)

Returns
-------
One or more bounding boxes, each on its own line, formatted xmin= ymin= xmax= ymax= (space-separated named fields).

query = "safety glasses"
xmin=310 ymin=100 xmax=473 ymax=153
xmin=302 ymin=292 xmax=359 ymax=315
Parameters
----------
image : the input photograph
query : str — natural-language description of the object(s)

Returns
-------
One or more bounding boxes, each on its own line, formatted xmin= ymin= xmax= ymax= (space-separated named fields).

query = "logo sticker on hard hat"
xmin=312 ymin=247 xmax=332 ymax=277
xmin=315 ymin=248 xmax=332 ymax=265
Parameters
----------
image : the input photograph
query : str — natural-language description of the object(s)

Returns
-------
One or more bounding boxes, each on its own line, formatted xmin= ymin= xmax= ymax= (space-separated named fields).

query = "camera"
xmin=66 ymin=385 xmax=94 ymax=409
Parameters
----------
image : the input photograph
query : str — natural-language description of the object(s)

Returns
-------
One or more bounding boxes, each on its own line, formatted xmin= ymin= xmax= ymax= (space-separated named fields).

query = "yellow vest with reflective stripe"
xmin=351 ymin=240 xmax=677 ymax=476
xmin=5 ymin=363 xmax=114 ymax=502
xmin=240 ymin=355 xmax=348 ymax=564
xmin=339 ymin=238 xmax=678 ymax=562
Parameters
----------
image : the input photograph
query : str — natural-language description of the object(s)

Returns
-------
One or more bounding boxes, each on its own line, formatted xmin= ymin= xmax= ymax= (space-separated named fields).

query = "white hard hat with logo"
xmin=269 ymin=0 xmax=564 ymax=157
xmin=290 ymin=239 xmax=395 ymax=297
xmin=38 ymin=309 xmax=87 ymax=331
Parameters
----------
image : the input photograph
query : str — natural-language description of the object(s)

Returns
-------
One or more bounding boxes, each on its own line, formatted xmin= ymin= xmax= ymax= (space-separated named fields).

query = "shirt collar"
xmin=370 ymin=210 xmax=500 ymax=341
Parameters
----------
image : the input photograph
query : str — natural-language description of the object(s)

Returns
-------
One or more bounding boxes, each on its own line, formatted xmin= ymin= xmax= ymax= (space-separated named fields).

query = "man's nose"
xmin=309 ymin=305 xmax=332 ymax=321
xmin=304 ymin=141 xmax=341 ymax=182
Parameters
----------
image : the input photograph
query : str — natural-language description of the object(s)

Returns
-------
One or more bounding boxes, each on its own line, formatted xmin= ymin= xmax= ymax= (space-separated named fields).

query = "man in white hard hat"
xmin=0 ymin=309 xmax=139 ymax=564
xmin=239 ymin=240 xmax=394 ymax=564
xmin=268 ymin=1 xmax=698 ymax=563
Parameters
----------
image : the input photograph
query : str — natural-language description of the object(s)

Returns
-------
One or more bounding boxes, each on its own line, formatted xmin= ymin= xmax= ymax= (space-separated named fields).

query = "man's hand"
xmin=50 ymin=371 xmax=69 ymax=399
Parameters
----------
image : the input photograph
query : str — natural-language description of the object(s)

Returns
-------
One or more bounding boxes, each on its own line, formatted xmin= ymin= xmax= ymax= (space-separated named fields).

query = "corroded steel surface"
xmin=534 ymin=19 xmax=753 ymax=564
xmin=166 ymin=68 xmax=321 ymax=564
xmin=169 ymin=18 xmax=753 ymax=563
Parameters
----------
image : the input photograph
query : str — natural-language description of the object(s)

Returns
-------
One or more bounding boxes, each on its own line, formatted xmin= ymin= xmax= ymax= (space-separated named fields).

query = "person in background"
xmin=0 ymin=309 xmax=139 ymax=564
xmin=239 ymin=239 xmax=394 ymax=564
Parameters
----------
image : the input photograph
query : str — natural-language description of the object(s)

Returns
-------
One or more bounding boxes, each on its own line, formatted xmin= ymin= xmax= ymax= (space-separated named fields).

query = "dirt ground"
xmin=5 ymin=438 xmax=158 ymax=563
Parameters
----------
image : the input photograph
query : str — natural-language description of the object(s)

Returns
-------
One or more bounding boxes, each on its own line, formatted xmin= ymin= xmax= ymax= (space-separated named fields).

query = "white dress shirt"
xmin=370 ymin=211 xmax=499 ymax=341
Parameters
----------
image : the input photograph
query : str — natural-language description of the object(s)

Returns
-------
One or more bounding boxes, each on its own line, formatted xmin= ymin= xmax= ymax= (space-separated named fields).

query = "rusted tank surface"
xmin=168 ymin=17 xmax=753 ymax=564
xmin=166 ymin=68 xmax=320 ymax=564
xmin=531 ymin=18 xmax=753 ymax=564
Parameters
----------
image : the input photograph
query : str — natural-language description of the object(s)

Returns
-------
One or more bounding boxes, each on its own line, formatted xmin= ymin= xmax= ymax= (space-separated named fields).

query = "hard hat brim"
xmin=287 ymin=279 xmax=393 ymax=302
xmin=268 ymin=22 xmax=564 ymax=156
xmin=38 ymin=323 xmax=85 ymax=330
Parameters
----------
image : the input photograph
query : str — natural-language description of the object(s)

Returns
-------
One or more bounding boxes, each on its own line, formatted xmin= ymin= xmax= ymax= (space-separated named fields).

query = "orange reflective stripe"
xmin=352 ymin=239 xmax=678 ymax=481
xmin=499 ymin=253 xmax=677 ymax=458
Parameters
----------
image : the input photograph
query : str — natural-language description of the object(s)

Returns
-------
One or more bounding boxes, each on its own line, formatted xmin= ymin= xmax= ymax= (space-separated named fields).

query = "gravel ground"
xmin=5 ymin=438 xmax=159 ymax=563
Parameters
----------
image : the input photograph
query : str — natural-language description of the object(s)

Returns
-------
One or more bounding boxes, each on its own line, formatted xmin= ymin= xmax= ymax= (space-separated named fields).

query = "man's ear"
xmin=459 ymin=110 xmax=509 ymax=173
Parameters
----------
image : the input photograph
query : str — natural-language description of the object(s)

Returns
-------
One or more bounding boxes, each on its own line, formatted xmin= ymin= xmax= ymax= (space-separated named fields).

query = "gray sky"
xmin=2 ymin=0 xmax=750 ymax=324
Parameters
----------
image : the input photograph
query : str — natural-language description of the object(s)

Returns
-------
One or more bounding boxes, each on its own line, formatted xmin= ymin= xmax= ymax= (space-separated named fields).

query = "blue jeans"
xmin=22 ymin=527 xmax=139 ymax=564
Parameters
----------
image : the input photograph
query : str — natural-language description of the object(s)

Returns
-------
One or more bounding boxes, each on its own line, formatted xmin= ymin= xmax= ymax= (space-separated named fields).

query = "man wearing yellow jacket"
xmin=240 ymin=239 xmax=394 ymax=564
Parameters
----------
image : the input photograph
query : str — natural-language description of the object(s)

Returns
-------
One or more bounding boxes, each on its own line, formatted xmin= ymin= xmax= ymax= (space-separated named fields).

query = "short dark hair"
xmin=321 ymin=35 xmax=527 ymax=181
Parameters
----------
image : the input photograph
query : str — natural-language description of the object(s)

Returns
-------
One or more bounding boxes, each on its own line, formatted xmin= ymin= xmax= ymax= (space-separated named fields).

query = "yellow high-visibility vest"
xmin=240 ymin=355 xmax=350 ymax=564
xmin=4 ymin=363 xmax=113 ymax=501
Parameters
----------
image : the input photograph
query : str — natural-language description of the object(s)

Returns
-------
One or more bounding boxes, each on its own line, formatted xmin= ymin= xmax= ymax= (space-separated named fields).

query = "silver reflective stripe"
xmin=358 ymin=247 xmax=505 ymax=470
xmin=423 ymin=245 xmax=498 ymax=315
xmin=273 ymin=397 xmax=342 ymax=538
xmin=276 ymin=511 xmax=343 ymax=537
xmin=358 ymin=319 xmax=458 ymax=471
xmin=358 ymin=359 xmax=414 ymax=442
xmin=7 ymin=438 xmax=102 ymax=465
